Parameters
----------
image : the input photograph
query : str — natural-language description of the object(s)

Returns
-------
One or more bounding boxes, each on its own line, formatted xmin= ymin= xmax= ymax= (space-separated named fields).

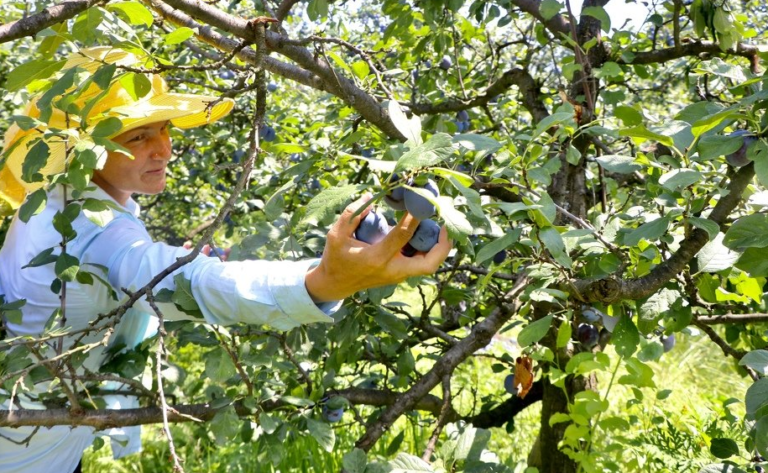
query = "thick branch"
xmin=466 ymin=380 xmax=543 ymax=429
xmin=151 ymin=0 xmax=406 ymax=140
xmin=574 ymin=163 xmax=755 ymax=303
xmin=508 ymin=0 xmax=571 ymax=38
xmin=620 ymin=40 xmax=760 ymax=66
xmin=354 ymin=277 xmax=528 ymax=452
xmin=697 ymin=313 xmax=768 ymax=325
xmin=410 ymin=67 xmax=549 ymax=123
xmin=0 ymin=0 xmax=104 ymax=44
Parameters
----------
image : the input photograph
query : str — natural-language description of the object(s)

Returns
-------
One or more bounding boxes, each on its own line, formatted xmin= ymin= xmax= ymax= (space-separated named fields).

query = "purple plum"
xmin=354 ymin=209 xmax=390 ymax=245
xmin=407 ymin=219 xmax=440 ymax=252
xmin=577 ymin=323 xmax=599 ymax=348
xmin=404 ymin=178 xmax=439 ymax=220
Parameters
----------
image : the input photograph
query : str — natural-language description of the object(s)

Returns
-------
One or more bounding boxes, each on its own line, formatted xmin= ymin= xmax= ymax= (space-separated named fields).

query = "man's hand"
xmin=183 ymin=242 xmax=230 ymax=261
xmin=304 ymin=194 xmax=452 ymax=303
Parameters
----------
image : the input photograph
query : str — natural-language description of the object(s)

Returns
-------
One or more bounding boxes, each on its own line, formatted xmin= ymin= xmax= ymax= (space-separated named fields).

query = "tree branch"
xmin=149 ymin=0 xmax=406 ymax=140
xmin=354 ymin=276 xmax=528 ymax=452
xmin=573 ymin=163 xmax=755 ymax=303
xmin=0 ymin=0 xmax=104 ymax=44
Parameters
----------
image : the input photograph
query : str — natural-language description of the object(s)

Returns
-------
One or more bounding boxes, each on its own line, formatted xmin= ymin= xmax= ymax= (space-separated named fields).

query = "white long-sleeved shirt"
xmin=0 ymin=185 xmax=339 ymax=473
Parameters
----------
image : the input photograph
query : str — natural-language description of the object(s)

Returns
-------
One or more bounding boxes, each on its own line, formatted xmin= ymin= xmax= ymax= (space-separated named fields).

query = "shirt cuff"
xmin=269 ymin=259 xmax=341 ymax=327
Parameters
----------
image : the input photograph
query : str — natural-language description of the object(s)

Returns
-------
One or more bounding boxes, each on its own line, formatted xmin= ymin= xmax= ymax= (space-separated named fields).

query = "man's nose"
xmin=151 ymin=134 xmax=172 ymax=160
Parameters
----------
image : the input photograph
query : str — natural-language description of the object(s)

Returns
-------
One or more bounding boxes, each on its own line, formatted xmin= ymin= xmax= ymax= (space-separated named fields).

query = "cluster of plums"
xmin=577 ymin=306 xmax=676 ymax=353
xmin=353 ymin=174 xmax=440 ymax=255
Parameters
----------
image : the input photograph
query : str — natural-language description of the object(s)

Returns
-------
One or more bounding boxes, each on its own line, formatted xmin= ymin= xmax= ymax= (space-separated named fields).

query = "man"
xmin=0 ymin=47 xmax=450 ymax=472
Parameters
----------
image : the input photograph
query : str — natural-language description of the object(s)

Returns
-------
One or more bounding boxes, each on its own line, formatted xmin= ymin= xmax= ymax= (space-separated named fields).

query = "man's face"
xmin=92 ymin=121 xmax=172 ymax=204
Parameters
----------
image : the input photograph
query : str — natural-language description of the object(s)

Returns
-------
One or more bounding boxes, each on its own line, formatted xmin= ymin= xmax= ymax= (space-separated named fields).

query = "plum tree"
xmin=404 ymin=178 xmax=439 ymax=220
xmin=354 ymin=209 xmax=390 ymax=245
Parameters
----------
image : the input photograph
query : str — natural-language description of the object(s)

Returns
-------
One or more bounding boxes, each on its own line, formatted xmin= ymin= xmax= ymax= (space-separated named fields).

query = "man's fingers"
xmin=380 ymin=212 xmax=420 ymax=253
xmin=338 ymin=193 xmax=373 ymax=237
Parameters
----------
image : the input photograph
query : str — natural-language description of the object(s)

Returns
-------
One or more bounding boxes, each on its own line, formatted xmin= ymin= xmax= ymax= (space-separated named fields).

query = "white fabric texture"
xmin=0 ymin=184 xmax=339 ymax=473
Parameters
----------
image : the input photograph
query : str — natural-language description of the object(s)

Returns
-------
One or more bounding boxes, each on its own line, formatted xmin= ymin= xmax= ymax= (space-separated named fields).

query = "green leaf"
xmin=21 ymin=140 xmax=50 ymax=184
xmin=595 ymin=155 xmax=642 ymax=174
xmin=582 ymin=6 xmax=610 ymax=32
xmin=691 ymin=107 xmax=744 ymax=138
xmin=696 ymin=134 xmax=744 ymax=161
xmin=624 ymin=217 xmax=670 ymax=247
xmin=91 ymin=117 xmax=124 ymax=138
xmin=697 ymin=464 xmax=748 ymax=473
xmin=740 ymin=350 xmax=768 ymax=376
xmin=696 ymin=233 xmax=740 ymax=273
xmin=612 ymin=315 xmax=640 ymax=358
xmin=342 ymin=448 xmax=368 ymax=473
xmin=205 ymin=347 xmax=236 ymax=383
xmin=724 ymin=214 xmax=768 ymax=249
xmin=539 ymin=0 xmax=562 ymax=20
xmin=72 ymin=8 xmax=104 ymax=45
xmin=439 ymin=197 xmax=474 ymax=239
xmin=518 ymin=314 xmax=553 ymax=347
xmin=709 ymin=438 xmax=739 ymax=459
xmin=119 ymin=73 xmax=152 ymax=101
xmin=22 ymin=247 xmax=57 ymax=269
xmin=108 ymin=1 xmax=154 ymax=26
xmin=82 ymin=198 xmax=115 ymax=227
xmin=55 ymin=253 xmax=80 ymax=282
xmin=307 ymin=418 xmax=335 ymax=453
xmin=619 ymin=125 xmax=674 ymax=147
xmin=614 ymin=106 xmax=643 ymax=127
xmin=452 ymin=134 xmax=502 ymax=157
xmin=388 ymin=100 xmax=421 ymax=144
xmin=351 ymin=60 xmax=370 ymax=80
xmin=18 ymin=189 xmax=48 ymax=223
xmin=301 ymin=184 xmax=365 ymax=226
xmin=756 ymin=416 xmax=768 ymax=458
xmin=476 ymin=230 xmax=520 ymax=264
xmin=172 ymin=273 xmax=203 ymax=317
xmin=556 ymin=320 xmax=572 ymax=348
xmin=745 ymin=378 xmax=768 ymax=418
xmin=389 ymin=453 xmax=435 ymax=473
xmin=658 ymin=169 xmax=702 ymax=191
xmin=538 ymin=227 xmax=572 ymax=268
xmin=394 ymin=133 xmax=454 ymax=172
xmin=736 ymin=247 xmax=768 ymax=277
xmin=688 ymin=217 xmax=720 ymax=241
xmin=6 ymin=59 xmax=66 ymax=92
xmin=210 ymin=405 xmax=240 ymax=446
xmin=307 ymin=0 xmax=329 ymax=21
xmin=165 ymin=26 xmax=195 ymax=45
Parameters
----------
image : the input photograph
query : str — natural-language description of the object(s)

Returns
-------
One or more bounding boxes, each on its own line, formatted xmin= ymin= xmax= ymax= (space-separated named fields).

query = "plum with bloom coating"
xmin=354 ymin=210 xmax=390 ymax=244
xmin=660 ymin=333 xmax=676 ymax=353
xmin=577 ymin=323 xmax=599 ymax=348
xmin=384 ymin=173 xmax=406 ymax=211
xmin=322 ymin=404 xmax=344 ymax=423
xmin=404 ymin=178 xmax=439 ymax=220
xmin=408 ymin=219 xmax=440 ymax=252
xmin=504 ymin=374 xmax=516 ymax=394
xmin=726 ymin=130 xmax=757 ymax=167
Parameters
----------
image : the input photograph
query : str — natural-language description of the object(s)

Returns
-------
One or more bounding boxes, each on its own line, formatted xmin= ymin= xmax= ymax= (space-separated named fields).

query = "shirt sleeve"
xmin=75 ymin=214 xmax=339 ymax=329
